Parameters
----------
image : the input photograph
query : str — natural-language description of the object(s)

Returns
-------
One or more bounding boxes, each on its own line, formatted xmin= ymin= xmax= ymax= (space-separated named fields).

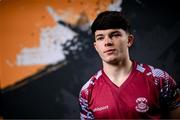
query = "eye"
xmin=110 ymin=33 xmax=121 ymax=38
xmin=96 ymin=37 xmax=104 ymax=41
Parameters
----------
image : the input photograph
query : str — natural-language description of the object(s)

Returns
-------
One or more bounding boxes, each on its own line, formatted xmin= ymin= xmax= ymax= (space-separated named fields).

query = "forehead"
xmin=95 ymin=29 xmax=126 ymax=36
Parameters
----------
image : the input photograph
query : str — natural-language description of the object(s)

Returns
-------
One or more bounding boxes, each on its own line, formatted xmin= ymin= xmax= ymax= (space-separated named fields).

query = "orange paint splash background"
xmin=0 ymin=0 xmax=111 ymax=89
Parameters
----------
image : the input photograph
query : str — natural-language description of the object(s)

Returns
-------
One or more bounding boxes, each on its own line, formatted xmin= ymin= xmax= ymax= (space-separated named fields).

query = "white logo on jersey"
xmin=135 ymin=97 xmax=149 ymax=112
xmin=93 ymin=105 xmax=109 ymax=112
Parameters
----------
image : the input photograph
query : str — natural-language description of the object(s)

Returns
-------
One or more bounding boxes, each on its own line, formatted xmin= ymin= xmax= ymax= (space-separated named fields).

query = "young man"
xmin=79 ymin=11 xmax=180 ymax=119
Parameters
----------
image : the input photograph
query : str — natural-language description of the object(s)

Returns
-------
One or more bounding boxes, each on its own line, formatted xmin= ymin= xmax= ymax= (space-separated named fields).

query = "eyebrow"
xmin=95 ymin=34 xmax=104 ymax=39
xmin=95 ymin=30 xmax=121 ymax=39
xmin=109 ymin=31 xmax=121 ymax=35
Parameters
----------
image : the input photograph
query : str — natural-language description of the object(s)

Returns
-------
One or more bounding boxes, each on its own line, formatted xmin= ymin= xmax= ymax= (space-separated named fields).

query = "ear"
xmin=94 ymin=42 xmax=98 ymax=51
xmin=127 ymin=34 xmax=134 ymax=47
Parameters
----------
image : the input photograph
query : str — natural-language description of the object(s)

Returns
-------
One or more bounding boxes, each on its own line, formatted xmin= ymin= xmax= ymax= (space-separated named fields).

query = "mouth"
xmin=104 ymin=49 xmax=116 ymax=54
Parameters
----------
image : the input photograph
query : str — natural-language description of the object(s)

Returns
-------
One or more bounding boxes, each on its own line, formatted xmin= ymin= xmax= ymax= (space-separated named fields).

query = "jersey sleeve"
xmin=158 ymin=71 xmax=180 ymax=111
xmin=79 ymin=80 xmax=94 ymax=120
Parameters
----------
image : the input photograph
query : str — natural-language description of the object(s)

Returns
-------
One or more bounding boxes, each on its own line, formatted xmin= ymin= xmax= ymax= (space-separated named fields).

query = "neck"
xmin=103 ymin=59 xmax=133 ymax=87
xmin=103 ymin=58 xmax=132 ymax=74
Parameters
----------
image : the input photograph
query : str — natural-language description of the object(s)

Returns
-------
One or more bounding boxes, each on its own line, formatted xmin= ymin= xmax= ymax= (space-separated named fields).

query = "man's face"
xmin=94 ymin=29 xmax=133 ymax=64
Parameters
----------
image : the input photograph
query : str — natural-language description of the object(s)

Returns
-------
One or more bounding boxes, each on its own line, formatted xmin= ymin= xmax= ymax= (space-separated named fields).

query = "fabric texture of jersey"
xmin=79 ymin=61 xmax=180 ymax=119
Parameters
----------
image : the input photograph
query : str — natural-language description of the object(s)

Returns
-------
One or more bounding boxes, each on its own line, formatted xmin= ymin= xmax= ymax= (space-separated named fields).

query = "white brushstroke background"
xmin=16 ymin=0 xmax=123 ymax=66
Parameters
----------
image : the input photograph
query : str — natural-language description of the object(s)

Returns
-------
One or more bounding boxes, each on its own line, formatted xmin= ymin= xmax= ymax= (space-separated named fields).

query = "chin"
xmin=105 ymin=58 xmax=119 ymax=64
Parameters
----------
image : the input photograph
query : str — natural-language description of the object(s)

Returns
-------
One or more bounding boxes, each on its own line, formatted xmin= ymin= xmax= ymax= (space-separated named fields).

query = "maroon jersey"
xmin=79 ymin=61 xmax=179 ymax=119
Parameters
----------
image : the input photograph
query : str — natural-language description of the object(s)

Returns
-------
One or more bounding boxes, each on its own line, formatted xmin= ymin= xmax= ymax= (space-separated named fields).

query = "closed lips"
xmin=104 ymin=49 xmax=116 ymax=53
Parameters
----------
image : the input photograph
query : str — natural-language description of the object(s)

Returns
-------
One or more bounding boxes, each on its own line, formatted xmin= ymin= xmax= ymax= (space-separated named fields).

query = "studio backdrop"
xmin=0 ymin=0 xmax=179 ymax=119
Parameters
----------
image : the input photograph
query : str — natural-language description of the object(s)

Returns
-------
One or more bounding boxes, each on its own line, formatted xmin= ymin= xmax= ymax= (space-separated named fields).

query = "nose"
xmin=104 ymin=36 xmax=113 ymax=46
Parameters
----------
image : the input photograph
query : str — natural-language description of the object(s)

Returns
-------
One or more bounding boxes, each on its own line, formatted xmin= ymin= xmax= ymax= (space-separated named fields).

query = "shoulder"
xmin=79 ymin=70 xmax=103 ymax=97
xmin=135 ymin=61 xmax=177 ymax=89
xmin=135 ymin=61 xmax=172 ymax=79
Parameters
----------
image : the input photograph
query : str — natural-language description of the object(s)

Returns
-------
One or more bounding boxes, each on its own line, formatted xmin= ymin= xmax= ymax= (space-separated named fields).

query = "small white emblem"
xmin=135 ymin=97 xmax=149 ymax=112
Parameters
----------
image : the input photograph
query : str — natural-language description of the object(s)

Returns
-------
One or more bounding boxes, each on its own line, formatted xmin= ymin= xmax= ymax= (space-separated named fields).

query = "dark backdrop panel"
xmin=1 ymin=0 xmax=180 ymax=119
